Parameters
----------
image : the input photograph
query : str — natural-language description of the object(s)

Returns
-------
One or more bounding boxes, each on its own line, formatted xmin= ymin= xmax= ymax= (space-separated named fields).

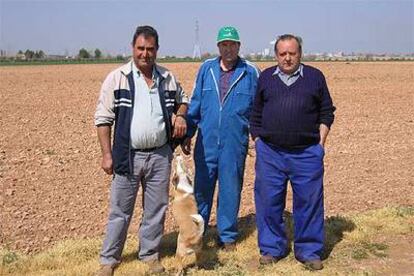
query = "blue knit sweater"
xmin=249 ymin=64 xmax=335 ymax=149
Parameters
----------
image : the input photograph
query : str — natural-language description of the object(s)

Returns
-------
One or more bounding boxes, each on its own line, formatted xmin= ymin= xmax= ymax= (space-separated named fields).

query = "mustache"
xmin=137 ymin=58 xmax=154 ymax=62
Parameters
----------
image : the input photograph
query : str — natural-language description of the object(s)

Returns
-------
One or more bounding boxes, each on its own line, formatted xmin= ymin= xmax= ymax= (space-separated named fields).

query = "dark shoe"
xmin=95 ymin=264 xmax=116 ymax=276
xmin=145 ymin=259 xmax=165 ymax=274
xmin=303 ymin=259 xmax=323 ymax=271
xmin=259 ymin=255 xmax=280 ymax=266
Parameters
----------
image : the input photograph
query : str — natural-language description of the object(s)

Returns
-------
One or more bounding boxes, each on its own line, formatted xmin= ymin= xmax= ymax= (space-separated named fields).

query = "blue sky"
xmin=0 ymin=0 xmax=413 ymax=56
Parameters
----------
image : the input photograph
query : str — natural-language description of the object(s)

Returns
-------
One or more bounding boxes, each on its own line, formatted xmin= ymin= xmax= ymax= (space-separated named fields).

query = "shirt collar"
xmin=273 ymin=64 xmax=303 ymax=77
xmin=219 ymin=56 xmax=240 ymax=72
xmin=132 ymin=62 xmax=158 ymax=82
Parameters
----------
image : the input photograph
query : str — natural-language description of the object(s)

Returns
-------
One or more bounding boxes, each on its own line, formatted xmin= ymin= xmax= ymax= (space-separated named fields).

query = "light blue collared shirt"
xmin=273 ymin=64 xmax=303 ymax=86
xmin=130 ymin=62 xmax=167 ymax=149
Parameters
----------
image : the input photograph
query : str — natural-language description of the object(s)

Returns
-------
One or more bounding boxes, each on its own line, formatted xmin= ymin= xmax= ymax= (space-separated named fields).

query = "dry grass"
xmin=1 ymin=206 xmax=412 ymax=276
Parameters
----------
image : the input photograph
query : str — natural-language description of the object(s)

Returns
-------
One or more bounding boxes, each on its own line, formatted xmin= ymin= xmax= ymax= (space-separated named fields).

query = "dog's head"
xmin=172 ymin=155 xmax=194 ymax=194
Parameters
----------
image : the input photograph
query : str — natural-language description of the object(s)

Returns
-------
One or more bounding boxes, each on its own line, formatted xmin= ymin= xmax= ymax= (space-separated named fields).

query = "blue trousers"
xmin=193 ymin=147 xmax=246 ymax=243
xmin=254 ymin=139 xmax=325 ymax=262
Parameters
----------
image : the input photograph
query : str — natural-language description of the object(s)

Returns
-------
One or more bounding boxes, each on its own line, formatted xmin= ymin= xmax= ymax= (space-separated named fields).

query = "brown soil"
xmin=1 ymin=62 xmax=413 ymax=258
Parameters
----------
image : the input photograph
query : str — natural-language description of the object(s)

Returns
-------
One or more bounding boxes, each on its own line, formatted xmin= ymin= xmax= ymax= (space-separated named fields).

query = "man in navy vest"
xmin=95 ymin=25 xmax=188 ymax=275
xmin=250 ymin=34 xmax=335 ymax=270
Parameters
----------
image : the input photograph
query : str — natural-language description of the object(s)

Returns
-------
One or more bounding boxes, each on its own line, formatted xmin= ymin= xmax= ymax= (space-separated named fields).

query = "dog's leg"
xmin=175 ymin=255 xmax=185 ymax=276
xmin=175 ymin=234 xmax=185 ymax=276
xmin=191 ymin=214 xmax=205 ymax=266
xmin=194 ymin=248 xmax=202 ymax=269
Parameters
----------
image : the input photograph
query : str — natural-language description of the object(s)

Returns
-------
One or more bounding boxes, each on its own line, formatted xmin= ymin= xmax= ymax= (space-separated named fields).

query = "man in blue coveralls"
xmin=184 ymin=26 xmax=259 ymax=251
xmin=250 ymin=34 xmax=335 ymax=270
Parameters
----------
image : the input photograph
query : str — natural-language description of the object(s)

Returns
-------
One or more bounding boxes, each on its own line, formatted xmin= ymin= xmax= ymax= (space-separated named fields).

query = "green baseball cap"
xmin=217 ymin=26 xmax=240 ymax=44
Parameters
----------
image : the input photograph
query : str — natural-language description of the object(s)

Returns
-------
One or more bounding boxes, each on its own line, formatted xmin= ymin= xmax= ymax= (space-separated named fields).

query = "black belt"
xmin=133 ymin=144 xmax=165 ymax=152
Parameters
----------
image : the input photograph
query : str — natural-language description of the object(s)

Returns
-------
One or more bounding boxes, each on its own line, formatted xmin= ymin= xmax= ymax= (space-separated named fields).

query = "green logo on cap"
xmin=217 ymin=26 xmax=240 ymax=43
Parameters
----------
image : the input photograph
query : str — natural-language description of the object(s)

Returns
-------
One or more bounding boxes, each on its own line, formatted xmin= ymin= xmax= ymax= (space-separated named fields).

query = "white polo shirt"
xmin=130 ymin=62 xmax=167 ymax=149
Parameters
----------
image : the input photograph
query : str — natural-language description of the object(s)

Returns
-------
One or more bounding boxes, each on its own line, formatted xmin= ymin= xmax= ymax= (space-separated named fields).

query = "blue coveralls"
xmin=187 ymin=57 xmax=259 ymax=243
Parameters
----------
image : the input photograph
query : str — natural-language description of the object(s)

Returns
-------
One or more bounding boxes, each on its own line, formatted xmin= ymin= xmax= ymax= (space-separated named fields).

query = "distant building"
xmin=47 ymin=54 xmax=68 ymax=60
xmin=334 ymin=51 xmax=344 ymax=57
xmin=16 ymin=53 xmax=26 ymax=60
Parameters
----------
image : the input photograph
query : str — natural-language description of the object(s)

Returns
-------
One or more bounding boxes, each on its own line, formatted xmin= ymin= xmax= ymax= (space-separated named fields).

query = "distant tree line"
xmin=1 ymin=48 xmax=412 ymax=66
xmin=12 ymin=48 xmax=109 ymax=60
xmin=17 ymin=49 xmax=46 ymax=60
xmin=78 ymin=48 xmax=103 ymax=59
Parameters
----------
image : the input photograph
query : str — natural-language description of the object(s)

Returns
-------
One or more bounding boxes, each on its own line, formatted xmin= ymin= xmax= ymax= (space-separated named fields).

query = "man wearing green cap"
xmin=184 ymin=26 xmax=259 ymax=250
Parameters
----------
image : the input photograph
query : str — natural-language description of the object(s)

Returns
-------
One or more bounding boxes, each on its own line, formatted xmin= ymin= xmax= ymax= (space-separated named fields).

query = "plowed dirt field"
xmin=1 ymin=61 xmax=413 ymax=253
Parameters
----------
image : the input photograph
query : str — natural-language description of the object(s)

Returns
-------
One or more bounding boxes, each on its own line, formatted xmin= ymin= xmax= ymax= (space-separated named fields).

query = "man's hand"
xmin=173 ymin=115 xmax=187 ymax=138
xmin=101 ymin=153 xmax=113 ymax=175
xmin=97 ymin=125 xmax=113 ymax=175
xmin=319 ymin=124 xmax=330 ymax=148
xmin=181 ymin=137 xmax=192 ymax=155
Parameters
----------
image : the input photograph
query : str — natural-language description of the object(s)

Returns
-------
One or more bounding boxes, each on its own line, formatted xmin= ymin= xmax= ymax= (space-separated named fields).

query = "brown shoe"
xmin=216 ymin=239 xmax=236 ymax=252
xmin=95 ymin=264 xmax=116 ymax=276
xmin=145 ymin=259 xmax=165 ymax=274
xmin=303 ymin=259 xmax=323 ymax=271
xmin=259 ymin=255 xmax=280 ymax=266
xmin=222 ymin=242 xmax=236 ymax=252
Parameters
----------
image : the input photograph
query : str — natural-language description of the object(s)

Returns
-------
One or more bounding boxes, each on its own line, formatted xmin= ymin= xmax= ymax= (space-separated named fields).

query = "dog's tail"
xmin=190 ymin=214 xmax=205 ymax=237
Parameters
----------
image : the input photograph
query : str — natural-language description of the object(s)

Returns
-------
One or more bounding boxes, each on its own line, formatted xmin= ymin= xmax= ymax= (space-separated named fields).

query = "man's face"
xmin=275 ymin=39 xmax=301 ymax=75
xmin=218 ymin=41 xmax=240 ymax=63
xmin=132 ymin=34 xmax=157 ymax=71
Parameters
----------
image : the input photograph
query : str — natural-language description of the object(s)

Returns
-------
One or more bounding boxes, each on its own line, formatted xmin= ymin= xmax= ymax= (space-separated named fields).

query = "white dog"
xmin=172 ymin=155 xmax=204 ymax=275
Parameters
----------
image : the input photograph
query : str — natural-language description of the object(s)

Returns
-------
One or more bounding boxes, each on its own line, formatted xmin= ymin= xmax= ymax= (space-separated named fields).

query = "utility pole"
xmin=192 ymin=20 xmax=201 ymax=60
